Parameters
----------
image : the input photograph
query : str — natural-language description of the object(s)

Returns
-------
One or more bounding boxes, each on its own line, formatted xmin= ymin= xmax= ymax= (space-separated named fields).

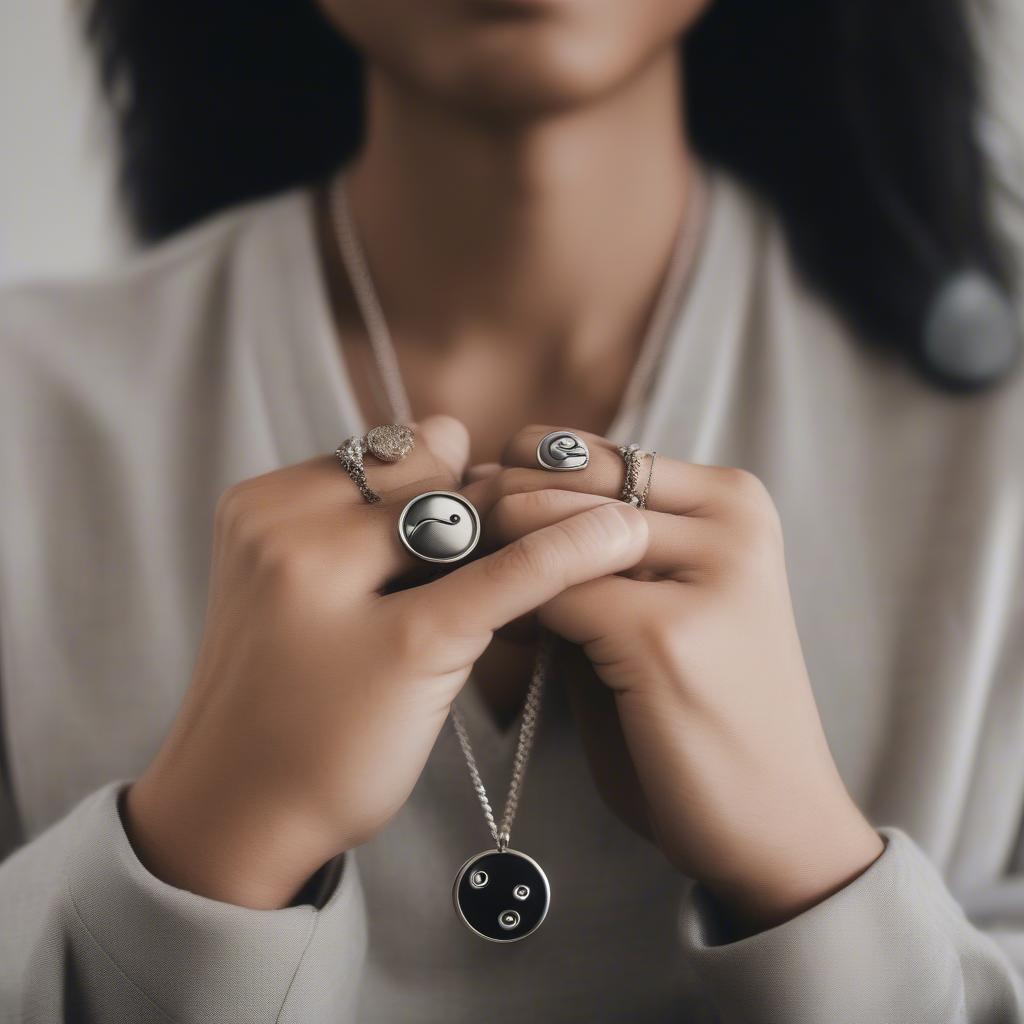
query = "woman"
xmin=1 ymin=0 xmax=1023 ymax=1020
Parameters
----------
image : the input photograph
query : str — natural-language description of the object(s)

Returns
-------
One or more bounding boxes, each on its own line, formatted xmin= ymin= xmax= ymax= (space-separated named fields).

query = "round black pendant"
xmin=453 ymin=849 xmax=550 ymax=942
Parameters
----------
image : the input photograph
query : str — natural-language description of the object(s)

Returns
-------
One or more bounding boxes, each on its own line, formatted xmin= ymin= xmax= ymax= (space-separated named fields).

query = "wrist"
xmin=123 ymin=766 xmax=341 ymax=910
xmin=699 ymin=801 xmax=884 ymax=938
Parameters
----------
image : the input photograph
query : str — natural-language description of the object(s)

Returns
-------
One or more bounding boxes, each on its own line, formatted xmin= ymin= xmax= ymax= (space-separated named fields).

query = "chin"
xmin=421 ymin=13 xmax=638 ymax=115
xmin=319 ymin=0 xmax=700 ymax=117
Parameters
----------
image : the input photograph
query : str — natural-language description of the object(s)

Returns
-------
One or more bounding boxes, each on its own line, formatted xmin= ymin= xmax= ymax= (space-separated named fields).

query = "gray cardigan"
xmin=2 ymin=168 xmax=1024 ymax=1022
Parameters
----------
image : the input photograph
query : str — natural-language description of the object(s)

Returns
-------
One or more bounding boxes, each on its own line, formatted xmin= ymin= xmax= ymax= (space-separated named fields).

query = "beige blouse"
xmin=1 ymin=166 xmax=1024 ymax=1022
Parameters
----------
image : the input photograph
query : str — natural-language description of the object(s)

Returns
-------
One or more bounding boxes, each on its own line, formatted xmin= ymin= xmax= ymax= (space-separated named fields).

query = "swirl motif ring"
xmin=398 ymin=491 xmax=481 ymax=564
xmin=336 ymin=423 xmax=416 ymax=504
xmin=536 ymin=430 xmax=590 ymax=472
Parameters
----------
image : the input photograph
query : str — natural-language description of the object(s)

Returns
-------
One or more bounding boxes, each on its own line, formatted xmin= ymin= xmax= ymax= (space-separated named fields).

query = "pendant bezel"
xmin=452 ymin=848 xmax=551 ymax=943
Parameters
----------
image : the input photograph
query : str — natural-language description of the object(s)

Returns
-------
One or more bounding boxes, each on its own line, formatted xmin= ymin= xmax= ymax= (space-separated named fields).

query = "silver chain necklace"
xmin=328 ymin=168 xmax=704 ymax=941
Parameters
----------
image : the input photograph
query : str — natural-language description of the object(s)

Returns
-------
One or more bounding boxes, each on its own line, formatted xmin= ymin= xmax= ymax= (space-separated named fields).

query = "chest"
xmin=3 ymin=351 xmax=1022 ymax=901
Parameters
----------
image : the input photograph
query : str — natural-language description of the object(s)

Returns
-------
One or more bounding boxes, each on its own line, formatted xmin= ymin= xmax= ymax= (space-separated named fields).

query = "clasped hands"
xmin=461 ymin=420 xmax=884 ymax=936
xmin=126 ymin=413 xmax=882 ymax=921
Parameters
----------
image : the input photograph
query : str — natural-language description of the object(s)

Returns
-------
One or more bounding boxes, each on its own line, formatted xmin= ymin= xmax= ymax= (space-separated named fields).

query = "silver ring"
xmin=617 ymin=443 xmax=647 ymax=507
xmin=536 ymin=430 xmax=589 ymax=471
xmin=365 ymin=423 xmax=415 ymax=463
xmin=335 ymin=423 xmax=415 ymax=504
xmin=638 ymin=451 xmax=657 ymax=510
xmin=398 ymin=491 xmax=481 ymax=564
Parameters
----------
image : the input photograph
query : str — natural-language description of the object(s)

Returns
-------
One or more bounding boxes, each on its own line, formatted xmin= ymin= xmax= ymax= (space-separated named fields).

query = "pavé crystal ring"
xmin=335 ymin=423 xmax=415 ymax=503
xmin=536 ymin=430 xmax=589 ymax=472
xmin=398 ymin=491 xmax=481 ymax=564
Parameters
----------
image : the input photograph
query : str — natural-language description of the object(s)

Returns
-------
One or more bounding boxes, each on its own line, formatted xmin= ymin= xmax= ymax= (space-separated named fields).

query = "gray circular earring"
xmin=398 ymin=491 xmax=481 ymax=564
xmin=536 ymin=430 xmax=589 ymax=472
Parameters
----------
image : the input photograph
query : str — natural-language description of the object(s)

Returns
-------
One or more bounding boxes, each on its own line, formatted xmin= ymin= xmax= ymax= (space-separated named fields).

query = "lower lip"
xmin=469 ymin=0 xmax=577 ymax=10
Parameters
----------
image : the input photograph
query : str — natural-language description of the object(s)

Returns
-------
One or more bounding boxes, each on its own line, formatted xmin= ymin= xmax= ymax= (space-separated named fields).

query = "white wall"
xmin=0 ymin=0 xmax=127 ymax=286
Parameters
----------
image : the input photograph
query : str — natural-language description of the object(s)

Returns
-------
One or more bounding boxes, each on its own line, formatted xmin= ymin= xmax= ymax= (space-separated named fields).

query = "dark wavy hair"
xmin=84 ymin=0 xmax=1009 ymax=381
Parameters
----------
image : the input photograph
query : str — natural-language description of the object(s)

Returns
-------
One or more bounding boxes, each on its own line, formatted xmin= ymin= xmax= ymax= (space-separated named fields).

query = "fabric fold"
xmin=52 ymin=782 xmax=367 ymax=1023
xmin=679 ymin=826 xmax=1024 ymax=1023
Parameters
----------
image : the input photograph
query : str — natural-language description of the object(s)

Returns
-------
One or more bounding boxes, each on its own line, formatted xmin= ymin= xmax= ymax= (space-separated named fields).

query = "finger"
xmin=485 ymin=488 xmax=715 ymax=579
xmin=537 ymin=574 xmax=642 ymax=653
xmin=223 ymin=415 xmax=470 ymax=522
xmin=356 ymin=414 xmax=470 ymax=502
xmin=307 ymin=415 xmax=472 ymax=592
xmin=399 ymin=502 xmax=649 ymax=637
xmin=415 ymin=415 xmax=470 ymax=481
xmin=561 ymin=643 xmax=655 ymax=842
xmin=464 ymin=462 xmax=501 ymax=483
xmin=496 ymin=424 xmax=740 ymax=516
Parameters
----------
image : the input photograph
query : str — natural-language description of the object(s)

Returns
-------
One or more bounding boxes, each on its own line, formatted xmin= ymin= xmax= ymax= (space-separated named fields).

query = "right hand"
xmin=124 ymin=415 xmax=647 ymax=909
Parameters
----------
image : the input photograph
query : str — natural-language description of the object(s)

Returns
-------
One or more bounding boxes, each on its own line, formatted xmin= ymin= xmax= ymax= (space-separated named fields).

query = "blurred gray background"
xmin=0 ymin=0 xmax=126 ymax=285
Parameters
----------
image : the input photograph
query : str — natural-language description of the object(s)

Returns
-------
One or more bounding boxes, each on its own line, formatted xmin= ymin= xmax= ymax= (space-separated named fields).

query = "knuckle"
xmin=714 ymin=510 xmax=784 ymax=580
xmin=217 ymin=491 xmax=266 ymax=552
xmin=249 ymin=532 xmax=307 ymax=584
xmin=738 ymin=512 xmax=784 ymax=566
xmin=214 ymin=482 xmax=250 ymax=531
xmin=721 ymin=467 xmax=775 ymax=515
xmin=638 ymin=610 xmax=688 ymax=665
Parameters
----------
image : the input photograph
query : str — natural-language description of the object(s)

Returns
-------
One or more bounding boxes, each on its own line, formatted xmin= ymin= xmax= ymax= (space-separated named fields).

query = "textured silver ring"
xmin=398 ymin=491 xmax=481 ymax=564
xmin=617 ymin=443 xmax=648 ymax=507
xmin=536 ymin=430 xmax=589 ymax=472
xmin=638 ymin=451 xmax=657 ymax=510
xmin=335 ymin=423 xmax=415 ymax=504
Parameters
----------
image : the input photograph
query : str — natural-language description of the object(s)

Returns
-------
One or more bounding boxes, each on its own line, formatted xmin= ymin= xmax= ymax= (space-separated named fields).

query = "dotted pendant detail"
xmin=453 ymin=849 xmax=550 ymax=942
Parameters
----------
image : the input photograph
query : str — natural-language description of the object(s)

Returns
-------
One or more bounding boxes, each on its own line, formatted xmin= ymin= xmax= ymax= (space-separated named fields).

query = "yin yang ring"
xmin=398 ymin=490 xmax=481 ymax=564
xmin=536 ymin=430 xmax=590 ymax=472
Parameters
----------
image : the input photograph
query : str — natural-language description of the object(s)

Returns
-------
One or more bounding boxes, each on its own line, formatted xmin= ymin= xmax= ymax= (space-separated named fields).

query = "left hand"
xmin=466 ymin=425 xmax=884 ymax=935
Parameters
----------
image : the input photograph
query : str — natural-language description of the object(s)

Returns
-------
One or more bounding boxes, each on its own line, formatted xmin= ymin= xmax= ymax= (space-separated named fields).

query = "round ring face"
xmin=536 ymin=430 xmax=590 ymax=471
xmin=453 ymin=849 xmax=550 ymax=942
xmin=398 ymin=491 xmax=481 ymax=564
xmin=365 ymin=424 xmax=415 ymax=463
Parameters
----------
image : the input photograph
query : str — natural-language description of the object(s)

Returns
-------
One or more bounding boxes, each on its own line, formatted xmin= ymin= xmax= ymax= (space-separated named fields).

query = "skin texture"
xmin=315 ymin=0 xmax=709 ymax=117
xmin=126 ymin=417 xmax=649 ymax=909
xmin=314 ymin=0 xmax=703 ymax=723
xmin=463 ymin=427 xmax=884 ymax=934
xmin=127 ymin=0 xmax=884 ymax=934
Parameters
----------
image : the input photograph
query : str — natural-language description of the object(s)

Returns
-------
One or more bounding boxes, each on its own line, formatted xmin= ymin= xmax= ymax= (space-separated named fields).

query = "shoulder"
xmin=0 ymin=187 xmax=313 ymax=401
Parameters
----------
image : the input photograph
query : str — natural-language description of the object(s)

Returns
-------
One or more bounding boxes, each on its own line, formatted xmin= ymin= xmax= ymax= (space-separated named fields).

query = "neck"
xmin=342 ymin=47 xmax=691 ymax=366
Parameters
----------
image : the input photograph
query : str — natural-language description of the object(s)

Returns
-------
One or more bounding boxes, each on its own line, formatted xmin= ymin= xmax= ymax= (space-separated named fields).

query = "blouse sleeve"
xmin=678 ymin=826 xmax=1024 ymax=1022
xmin=0 ymin=780 xmax=368 ymax=1023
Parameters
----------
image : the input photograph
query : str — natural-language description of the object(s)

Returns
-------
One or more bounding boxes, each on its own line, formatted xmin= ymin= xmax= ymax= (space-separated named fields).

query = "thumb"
xmin=415 ymin=414 xmax=470 ymax=482
xmin=421 ymin=501 xmax=648 ymax=636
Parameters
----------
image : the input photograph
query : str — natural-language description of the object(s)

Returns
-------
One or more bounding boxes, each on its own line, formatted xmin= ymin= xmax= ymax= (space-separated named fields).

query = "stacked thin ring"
xmin=618 ymin=443 xmax=657 ymax=509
